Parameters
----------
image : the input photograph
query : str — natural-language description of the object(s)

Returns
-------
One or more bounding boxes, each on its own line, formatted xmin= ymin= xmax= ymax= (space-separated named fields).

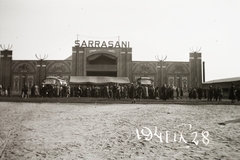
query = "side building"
xmin=203 ymin=77 xmax=240 ymax=98
xmin=0 ymin=40 xmax=203 ymax=95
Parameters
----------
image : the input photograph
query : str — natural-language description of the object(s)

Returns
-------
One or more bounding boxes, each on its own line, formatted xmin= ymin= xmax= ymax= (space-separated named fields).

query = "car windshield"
xmin=44 ymin=79 xmax=56 ymax=84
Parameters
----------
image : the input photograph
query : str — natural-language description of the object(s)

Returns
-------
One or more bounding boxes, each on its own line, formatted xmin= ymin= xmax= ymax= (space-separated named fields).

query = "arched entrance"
xmin=12 ymin=62 xmax=36 ymax=94
xmin=165 ymin=63 xmax=190 ymax=91
xmin=86 ymin=53 xmax=117 ymax=77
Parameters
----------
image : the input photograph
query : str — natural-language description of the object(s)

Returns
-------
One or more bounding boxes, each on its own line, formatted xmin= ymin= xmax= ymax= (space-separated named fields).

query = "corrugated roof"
xmin=204 ymin=77 xmax=240 ymax=84
xmin=70 ymin=76 xmax=130 ymax=84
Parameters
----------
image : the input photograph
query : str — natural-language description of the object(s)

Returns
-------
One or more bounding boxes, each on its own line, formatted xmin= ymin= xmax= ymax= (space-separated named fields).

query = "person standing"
xmin=208 ymin=86 xmax=213 ymax=101
xmin=137 ymin=85 xmax=143 ymax=101
xmin=161 ymin=84 xmax=167 ymax=101
xmin=155 ymin=87 xmax=159 ymax=100
xmin=66 ymin=85 xmax=71 ymax=98
xmin=59 ymin=85 xmax=63 ymax=97
xmin=203 ymin=88 xmax=207 ymax=99
xmin=31 ymin=85 xmax=35 ymax=97
xmin=35 ymin=84 xmax=40 ymax=97
xmin=105 ymin=85 xmax=110 ymax=98
xmin=77 ymin=85 xmax=82 ymax=98
xmin=192 ymin=88 xmax=197 ymax=99
xmin=86 ymin=86 xmax=90 ymax=97
xmin=3 ymin=86 xmax=8 ymax=97
xmin=63 ymin=85 xmax=67 ymax=97
xmin=176 ymin=87 xmax=179 ymax=99
xmin=197 ymin=87 xmax=203 ymax=100
xmin=124 ymin=85 xmax=128 ymax=99
xmin=41 ymin=85 xmax=47 ymax=97
xmin=217 ymin=86 xmax=223 ymax=101
xmin=7 ymin=86 xmax=11 ymax=97
xmin=229 ymin=83 xmax=236 ymax=103
xmin=23 ymin=85 xmax=28 ymax=99
xmin=188 ymin=88 xmax=192 ymax=99
xmin=109 ymin=85 xmax=113 ymax=98
xmin=236 ymin=87 xmax=240 ymax=102
xmin=54 ymin=85 xmax=58 ymax=97
xmin=214 ymin=87 xmax=219 ymax=101
xmin=180 ymin=87 xmax=183 ymax=99
xmin=0 ymin=84 xmax=2 ymax=96
xmin=116 ymin=84 xmax=121 ymax=100
xmin=112 ymin=84 xmax=117 ymax=100
xmin=130 ymin=83 xmax=136 ymax=103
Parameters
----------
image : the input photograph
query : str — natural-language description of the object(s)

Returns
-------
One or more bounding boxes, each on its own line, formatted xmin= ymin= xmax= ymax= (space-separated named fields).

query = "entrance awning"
xmin=70 ymin=76 xmax=130 ymax=84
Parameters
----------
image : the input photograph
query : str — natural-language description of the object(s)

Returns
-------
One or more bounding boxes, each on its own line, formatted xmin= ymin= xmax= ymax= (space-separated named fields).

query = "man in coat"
xmin=229 ymin=83 xmax=236 ymax=103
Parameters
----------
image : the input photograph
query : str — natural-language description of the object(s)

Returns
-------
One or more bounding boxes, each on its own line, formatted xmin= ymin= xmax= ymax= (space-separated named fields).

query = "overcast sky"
xmin=0 ymin=0 xmax=239 ymax=81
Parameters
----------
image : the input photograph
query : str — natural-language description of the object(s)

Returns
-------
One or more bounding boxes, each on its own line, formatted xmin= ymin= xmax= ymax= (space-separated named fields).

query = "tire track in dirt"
xmin=0 ymin=103 xmax=35 ymax=160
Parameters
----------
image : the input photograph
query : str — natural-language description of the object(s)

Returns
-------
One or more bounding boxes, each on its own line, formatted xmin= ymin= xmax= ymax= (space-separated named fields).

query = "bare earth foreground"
xmin=0 ymin=102 xmax=239 ymax=160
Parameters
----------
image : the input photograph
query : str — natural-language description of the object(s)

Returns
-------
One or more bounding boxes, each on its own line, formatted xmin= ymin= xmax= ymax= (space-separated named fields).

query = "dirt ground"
xmin=0 ymin=102 xmax=239 ymax=160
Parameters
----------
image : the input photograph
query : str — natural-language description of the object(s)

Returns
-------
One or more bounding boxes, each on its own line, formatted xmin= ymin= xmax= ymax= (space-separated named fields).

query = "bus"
xmin=43 ymin=76 xmax=68 ymax=86
xmin=41 ymin=76 xmax=68 ymax=97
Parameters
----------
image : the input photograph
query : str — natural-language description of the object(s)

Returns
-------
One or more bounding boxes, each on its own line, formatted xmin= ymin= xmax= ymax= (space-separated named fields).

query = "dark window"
xmin=87 ymin=71 xmax=117 ymax=77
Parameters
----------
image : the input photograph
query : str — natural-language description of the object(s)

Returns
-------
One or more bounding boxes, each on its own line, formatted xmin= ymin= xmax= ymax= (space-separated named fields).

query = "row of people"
xmin=13 ymin=83 xmax=240 ymax=102
xmin=206 ymin=86 xmax=224 ymax=101
xmin=189 ymin=84 xmax=240 ymax=102
xmin=24 ymin=83 xmax=179 ymax=100
xmin=75 ymin=84 xmax=186 ymax=101
xmin=129 ymin=84 xmax=184 ymax=101
xmin=188 ymin=86 xmax=223 ymax=101
xmin=22 ymin=84 xmax=71 ymax=98
xmin=76 ymin=84 xmax=162 ymax=100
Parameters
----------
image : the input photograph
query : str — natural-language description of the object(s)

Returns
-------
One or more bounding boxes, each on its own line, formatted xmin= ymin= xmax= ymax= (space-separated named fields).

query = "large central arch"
xmin=87 ymin=53 xmax=117 ymax=65
xmin=86 ymin=53 xmax=118 ymax=77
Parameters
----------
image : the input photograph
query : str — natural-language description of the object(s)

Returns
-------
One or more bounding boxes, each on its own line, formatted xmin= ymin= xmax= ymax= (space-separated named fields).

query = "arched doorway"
xmin=86 ymin=53 xmax=117 ymax=77
xmin=12 ymin=62 xmax=36 ymax=94
xmin=166 ymin=63 xmax=190 ymax=91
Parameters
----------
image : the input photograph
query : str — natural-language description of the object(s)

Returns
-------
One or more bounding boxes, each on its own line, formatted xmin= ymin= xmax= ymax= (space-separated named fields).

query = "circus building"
xmin=0 ymin=40 xmax=203 ymax=95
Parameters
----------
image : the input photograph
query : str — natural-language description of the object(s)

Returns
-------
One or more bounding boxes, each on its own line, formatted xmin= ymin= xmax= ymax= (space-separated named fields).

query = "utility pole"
xmin=35 ymin=54 xmax=48 ymax=86
xmin=203 ymin=61 xmax=205 ymax=83
xmin=155 ymin=55 xmax=167 ymax=87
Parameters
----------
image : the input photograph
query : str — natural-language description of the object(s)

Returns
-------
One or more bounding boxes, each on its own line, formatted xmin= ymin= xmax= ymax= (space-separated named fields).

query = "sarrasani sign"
xmin=75 ymin=40 xmax=130 ymax=48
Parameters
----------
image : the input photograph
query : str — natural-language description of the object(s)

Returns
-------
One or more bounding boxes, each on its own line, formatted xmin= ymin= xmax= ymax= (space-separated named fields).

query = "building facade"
xmin=0 ymin=40 xmax=203 ymax=95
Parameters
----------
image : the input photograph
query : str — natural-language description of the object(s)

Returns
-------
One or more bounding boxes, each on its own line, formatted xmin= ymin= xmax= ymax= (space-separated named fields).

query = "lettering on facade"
xmin=75 ymin=40 xmax=130 ymax=48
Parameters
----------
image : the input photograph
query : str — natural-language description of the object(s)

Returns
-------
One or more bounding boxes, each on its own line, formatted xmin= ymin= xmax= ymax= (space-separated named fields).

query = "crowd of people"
xmin=0 ymin=83 xmax=240 ymax=103
xmin=14 ymin=83 xmax=181 ymax=100
xmin=187 ymin=86 xmax=224 ymax=101
xmin=20 ymin=84 xmax=71 ymax=99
